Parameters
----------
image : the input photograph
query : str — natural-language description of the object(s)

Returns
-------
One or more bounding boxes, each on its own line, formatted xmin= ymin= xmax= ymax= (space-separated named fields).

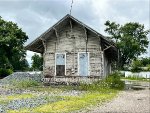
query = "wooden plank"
xmin=43 ymin=23 xmax=105 ymax=77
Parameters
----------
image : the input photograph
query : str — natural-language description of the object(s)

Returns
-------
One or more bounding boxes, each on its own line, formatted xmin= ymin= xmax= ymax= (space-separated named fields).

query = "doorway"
xmin=55 ymin=53 xmax=66 ymax=76
xmin=78 ymin=52 xmax=89 ymax=76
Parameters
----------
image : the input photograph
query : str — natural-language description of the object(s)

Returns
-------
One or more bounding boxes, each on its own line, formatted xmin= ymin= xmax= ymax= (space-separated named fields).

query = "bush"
xmin=78 ymin=72 xmax=124 ymax=91
xmin=131 ymin=60 xmax=142 ymax=72
xmin=0 ymin=68 xmax=13 ymax=78
xmin=105 ymin=72 xmax=125 ymax=90
xmin=147 ymin=64 xmax=150 ymax=71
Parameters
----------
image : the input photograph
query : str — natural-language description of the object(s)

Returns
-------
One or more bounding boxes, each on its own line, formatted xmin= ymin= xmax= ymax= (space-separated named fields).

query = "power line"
xmin=70 ymin=0 xmax=73 ymax=15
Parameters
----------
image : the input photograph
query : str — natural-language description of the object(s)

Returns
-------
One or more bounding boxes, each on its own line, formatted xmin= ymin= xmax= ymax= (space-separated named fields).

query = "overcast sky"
xmin=0 ymin=0 xmax=149 ymax=65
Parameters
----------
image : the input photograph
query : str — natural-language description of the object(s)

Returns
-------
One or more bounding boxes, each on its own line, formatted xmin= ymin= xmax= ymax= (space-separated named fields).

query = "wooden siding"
xmin=43 ymin=23 xmax=104 ymax=77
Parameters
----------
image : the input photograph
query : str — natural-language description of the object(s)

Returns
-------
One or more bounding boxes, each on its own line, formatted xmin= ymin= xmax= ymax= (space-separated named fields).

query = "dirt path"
xmin=83 ymin=83 xmax=150 ymax=113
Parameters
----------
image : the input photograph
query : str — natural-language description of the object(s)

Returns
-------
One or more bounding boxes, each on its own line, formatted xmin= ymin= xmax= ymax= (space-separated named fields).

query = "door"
xmin=56 ymin=53 xmax=66 ymax=76
xmin=79 ymin=53 xmax=89 ymax=76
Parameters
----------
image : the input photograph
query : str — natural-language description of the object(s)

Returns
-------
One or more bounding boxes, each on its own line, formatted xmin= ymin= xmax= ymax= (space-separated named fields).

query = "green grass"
xmin=0 ymin=93 xmax=34 ymax=104
xmin=122 ymin=76 xmax=150 ymax=82
xmin=7 ymin=90 xmax=117 ymax=113
xmin=4 ymin=82 xmax=119 ymax=113
xmin=26 ymin=85 xmax=69 ymax=93
xmin=12 ymin=79 xmax=41 ymax=88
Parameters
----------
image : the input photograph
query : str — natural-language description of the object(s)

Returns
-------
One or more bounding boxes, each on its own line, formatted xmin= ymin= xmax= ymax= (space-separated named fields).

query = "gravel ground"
xmin=82 ymin=82 xmax=150 ymax=113
xmin=1 ymin=73 xmax=149 ymax=113
xmin=0 ymin=72 xmax=84 ymax=112
xmin=0 ymin=86 xmax=84 ymax=112
xmin=0 ymin=72 xmax=43 ymax=86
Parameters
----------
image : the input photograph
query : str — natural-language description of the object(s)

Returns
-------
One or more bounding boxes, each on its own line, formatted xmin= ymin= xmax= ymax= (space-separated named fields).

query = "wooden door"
xmin=79 ymin=53 xmax=89 ymax=76
xmin=56 ymin=53 xmax=65 ymax=76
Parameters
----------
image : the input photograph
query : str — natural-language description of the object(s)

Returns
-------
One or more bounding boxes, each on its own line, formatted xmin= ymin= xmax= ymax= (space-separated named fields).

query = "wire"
xmin=70 ymin=0 xmax=73 ymax=15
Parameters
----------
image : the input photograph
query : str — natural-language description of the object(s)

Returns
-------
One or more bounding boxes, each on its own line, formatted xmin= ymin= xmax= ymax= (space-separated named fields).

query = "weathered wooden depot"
xmin=26 ymin=14 xmax=117 ymax=83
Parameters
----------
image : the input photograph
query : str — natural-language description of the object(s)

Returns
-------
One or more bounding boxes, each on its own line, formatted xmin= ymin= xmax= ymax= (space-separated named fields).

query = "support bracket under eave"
xmin=103 ymin=45 xmax=112 ymax=51
xmin=53 ymin=27 xmax=59 ymax=39
xmin=70 ymin=20 xmax=73 ymax=33
xmin=98 ymin=35 xmax=102 ymax=51
xmin=40 ymin=38 xmax=46 ymax=53
xmin=83 ymin=27 xmax=88 ymax=41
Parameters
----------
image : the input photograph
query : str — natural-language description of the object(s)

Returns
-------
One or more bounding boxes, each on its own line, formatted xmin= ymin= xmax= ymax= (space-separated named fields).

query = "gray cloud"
xmin=0 ymin=0 xmax=149 ymax=63
xmin=110 ymin=0 xmax=149 ymax=24
xmin=0 ymin=0 xmax=70 ymax=44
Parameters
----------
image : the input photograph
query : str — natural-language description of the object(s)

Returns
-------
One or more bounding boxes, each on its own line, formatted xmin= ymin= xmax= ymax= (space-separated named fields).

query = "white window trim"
xmin=55 ymin=53 xmax=66 ymax=76
xmin=78 ymin=52 xmax=90 ymax=76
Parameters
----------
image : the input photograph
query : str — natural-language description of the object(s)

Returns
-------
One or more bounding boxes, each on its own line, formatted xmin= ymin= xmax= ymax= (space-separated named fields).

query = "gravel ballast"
xmin=0 ymin=72 xmax=85 ymax=112
xmin=0 ymin=72 xmax=43 ymax=85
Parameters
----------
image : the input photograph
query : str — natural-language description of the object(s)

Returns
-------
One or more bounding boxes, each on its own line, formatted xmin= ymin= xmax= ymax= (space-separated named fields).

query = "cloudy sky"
xmin=0 ymin=0 xmax=149 ymax=65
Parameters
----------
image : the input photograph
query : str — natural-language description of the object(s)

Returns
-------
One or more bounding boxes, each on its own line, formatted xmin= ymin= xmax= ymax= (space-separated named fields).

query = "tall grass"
xmin=12 ymin=79 xmax=41 ymax=88
xmin=78 ymin=72 xmax=125 ymax=91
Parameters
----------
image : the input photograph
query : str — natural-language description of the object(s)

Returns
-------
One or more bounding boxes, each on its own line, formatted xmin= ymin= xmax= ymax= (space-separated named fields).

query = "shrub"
xmin=7 ymin=69 xmax=13 ymax=74
xmin=147 ymin=64 xmax=150 ymax=71
xmin=105 ymin=72 xmax=125 ymax=90
xmin=131 ymin=60 xmax=142 ymax=72
xmin=0 ymin=68 xmax=13 ymax=78
xmin=78 ymin=72 xmax=124 ymax=91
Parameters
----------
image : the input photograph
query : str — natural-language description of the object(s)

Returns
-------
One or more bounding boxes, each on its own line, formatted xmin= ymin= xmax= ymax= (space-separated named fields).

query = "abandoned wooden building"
xmin=26 ymin=14 xmax=118 ymax=83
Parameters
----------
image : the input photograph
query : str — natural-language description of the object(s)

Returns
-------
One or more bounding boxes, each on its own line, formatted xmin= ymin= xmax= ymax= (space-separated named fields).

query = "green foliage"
xmin=0 ymin=16 xmax=28 ymax=71
xmin=131 ymin=60 xmax=142 ymax=72
xmin=105 ymin=21 xmax=149 ymax=69
xmin=129 ymin=58 xmax=150 ymax=72
xmin=13 ymin=79 xmax=40 ymax=88
xmin=140 ymin=58 xmax=150 ymax=66
xmin=105 ymin=72 xmax=125 ymax=90
xmin=79 ymin=72 xmax=124 ymax=91
xmin=0 ymin=68 xmax=13 ymax=77
xmin=147 ymin=64 xmax=150 ymax=71
xmin=31 ymin=54 xmax=43 ymax=71
xmin=13 ymin=58 xmax=29 ymax=71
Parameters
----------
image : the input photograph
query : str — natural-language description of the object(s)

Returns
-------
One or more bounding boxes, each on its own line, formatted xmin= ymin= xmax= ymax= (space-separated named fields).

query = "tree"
xmin=31 ymin=54 xmax=43 ymax=71
xmin=12 ymin=58 xmax=29 ymax=71
xmin=0 ymin=16 xmax=28 ymax=71
xmin=105 ymin=21 xmax=149 ymax=69
xmin=140 ymin=57 xmax=150 ymax=66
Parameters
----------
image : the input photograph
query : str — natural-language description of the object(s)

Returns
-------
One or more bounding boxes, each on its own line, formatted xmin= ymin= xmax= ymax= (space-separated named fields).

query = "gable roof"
xmin=25 ymin=14 xmax=117 ymax=55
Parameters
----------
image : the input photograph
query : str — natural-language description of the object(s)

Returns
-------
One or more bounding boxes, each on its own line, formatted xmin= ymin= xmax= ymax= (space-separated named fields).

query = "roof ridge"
xmin=26 ymin=14 xmax=115 ymax=49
